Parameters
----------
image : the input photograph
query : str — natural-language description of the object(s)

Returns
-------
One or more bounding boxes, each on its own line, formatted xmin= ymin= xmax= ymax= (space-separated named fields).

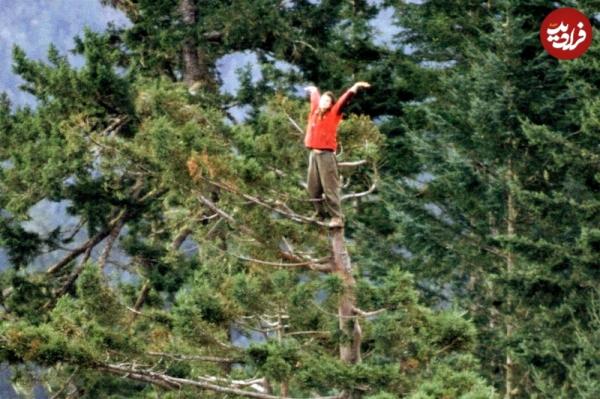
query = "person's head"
xmin=319 ymin=91 xmax=336 ymax=111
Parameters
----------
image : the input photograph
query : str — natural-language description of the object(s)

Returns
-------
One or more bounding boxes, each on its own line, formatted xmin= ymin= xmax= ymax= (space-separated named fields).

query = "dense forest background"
xmin=0 ymin=1 xmax=598 ymax=398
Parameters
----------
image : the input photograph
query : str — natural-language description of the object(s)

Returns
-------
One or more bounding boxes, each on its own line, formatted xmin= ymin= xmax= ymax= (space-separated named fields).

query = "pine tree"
xmin=385 ymin=0 xmax=600 ymax=397
xmin=0 ymin=1 xmax=498 ymax=398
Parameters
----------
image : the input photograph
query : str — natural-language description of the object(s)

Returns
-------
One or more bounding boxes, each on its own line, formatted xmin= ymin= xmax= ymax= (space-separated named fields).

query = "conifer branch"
xmin=341 ymin=181 xmax=377 ymax=201
xmin=197 ymin=193 xmax=263 ymax=240
xmin=46 ymin=210 xmax=124 ymax=274
xmin=196 ymin=194 xmax=330 ymax=271
xmin=43 ymin=245 xmax=93 ymax=310
xmin=46 ymin=178 xmax=148 ymax=275
xmin=61 ymin=217 xmax=87 ymax=243
xmin=129 ymin=280 xmax=151 ymax=321
xmin=341 ymin=164 xmax=378 ymax=201
xmin=199 ymin=177 xmax=330 ymax=227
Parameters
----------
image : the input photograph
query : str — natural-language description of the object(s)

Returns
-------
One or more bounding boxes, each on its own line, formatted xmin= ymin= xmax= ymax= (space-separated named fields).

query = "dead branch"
xmin=285 ymin=113 xmax=305 ymax=136
xmin=341 ymin=163 xmax=379 ymax=201
xmin=337 ymin=160 xmax=367 ymax=168
xmin=197 ymin=194 xmax=255 ymax=236
xmin=196 ymin=375 xmax=267 ymax=392
xmin=203 ymin=30 xmax=223 ymax=41
xmin=171 ymin=227 xmax=192 ymax=250
xmin=286 ymin=330 xmax=330 ymax=337
xmin=235 ymin=253 xmax=331 ymax=272
xmin=202 ymin=178 xmax=329 ymax=227
xmin=95 ymin=362 xmax=343 ymax=399
xmin=61 ymin=217 xmax=87 ymax=243
xmin=171 ymin=211 xmax=218 ymax=250
xmin=341 ymin=181 xmax=377 ymax=201
xmin=50 ymin=366 xmax=79 ymax=399
xmin=197 ymin=193 xmax=331 ymax=272
xmin=279 ymin=237 xmax=332 ymax=273
xmin=147 ymin=351 xmax=239 ymax=364
xmin=351 ymin=306 xmax=386 ymax=317
xmin=100 ymin=115 xmax=130 ymax=137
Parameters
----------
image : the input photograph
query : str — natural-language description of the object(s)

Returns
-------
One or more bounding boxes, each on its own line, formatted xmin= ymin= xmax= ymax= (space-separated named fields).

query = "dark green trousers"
xmin=307 ymin=149 xmax=342 ymax=219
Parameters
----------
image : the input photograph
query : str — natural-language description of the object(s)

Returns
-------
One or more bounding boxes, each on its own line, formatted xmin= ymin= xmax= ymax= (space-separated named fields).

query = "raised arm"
xmin=305 ymin=85 xmax=320 ymax=113
xmin=332 ymin=81 xmax=370 ymax=115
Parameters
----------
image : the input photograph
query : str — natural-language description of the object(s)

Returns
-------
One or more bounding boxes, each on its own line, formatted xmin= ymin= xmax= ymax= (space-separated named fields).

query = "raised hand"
xmin=304 ymin=85 xmax=318 ymax=94
xmin=351 ymin=81 xmax=371 ymax=92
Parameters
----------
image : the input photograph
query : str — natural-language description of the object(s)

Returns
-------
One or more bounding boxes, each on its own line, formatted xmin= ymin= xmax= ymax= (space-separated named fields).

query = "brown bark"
xmin=46 ymin=219 xmax=116 ymax=274
xmin=43 ymin=246 xmax=94 ymax=310
xmin=329 ymin=227 xmax=361 ymax=365
xmin=98 ymin=179 xmax=143 ymax=270
xmin=171 ymin=227 xmax=193 ymax=250
xmin=504 ymin=158 xmax=517 ymax=399
xmin=98 ymin=212 xmax=127 ymax=270
xmin=130 ymin=280 xmax=151 ymax=322
xmin=178 ymin=0 xmax=214 ymax=89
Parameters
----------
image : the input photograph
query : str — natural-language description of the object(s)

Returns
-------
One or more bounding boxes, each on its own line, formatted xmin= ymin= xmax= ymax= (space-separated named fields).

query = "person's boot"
xmin=328 ymin=216 xmax=343 ymax=228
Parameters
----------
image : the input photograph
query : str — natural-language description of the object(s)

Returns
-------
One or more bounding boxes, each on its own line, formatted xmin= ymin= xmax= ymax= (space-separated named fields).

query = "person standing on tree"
xmin=304 ymin=81 xmax=370 ymax=228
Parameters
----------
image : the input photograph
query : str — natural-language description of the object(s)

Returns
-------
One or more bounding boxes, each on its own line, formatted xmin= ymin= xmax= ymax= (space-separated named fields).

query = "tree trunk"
xmin=98 ymin=213 xmax=126 ymax=270
xmin=329 ymin=226 xmax=362 ymax=399
xmin=329 ymin=227 xmax=361 ymax=365
xmin=131 ymin=281 xmax=151 ymax=318
xmin=504 ymin=158 xmax=517 ymax=399
xmin=178 ymin=0 xmax=213 ymax=89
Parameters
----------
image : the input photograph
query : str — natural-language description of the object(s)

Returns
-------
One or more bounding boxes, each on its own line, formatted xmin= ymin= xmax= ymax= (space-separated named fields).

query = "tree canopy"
xmin=0 ymin=1 xmax=598 ymax=398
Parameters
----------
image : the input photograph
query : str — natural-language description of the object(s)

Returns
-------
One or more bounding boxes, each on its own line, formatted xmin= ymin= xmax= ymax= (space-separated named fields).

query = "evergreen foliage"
xmin=1 ymin=0 xmax=596 ymax=398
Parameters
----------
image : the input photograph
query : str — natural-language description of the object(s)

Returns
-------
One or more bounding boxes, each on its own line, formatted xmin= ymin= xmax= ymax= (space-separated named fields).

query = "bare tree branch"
xmin=203 ymin=30 xmax=223 ymax=41
xmin=61 ymin=217 xmax=87 ymax=243
xmin=337 ymin=160 xmax=367 ymax=168
xmin=197 ymin=193 xmax=256 ymax=236
xmin=200 ymin=178 xmax=330 ymax=227
xmin=100 ymin=115 xmax=130 ymax=137
xmin=341 ymin=182 xmax=377 ymax=201
xmin=285 ymin=113 xmax=305 ymax=136
xmin=147 ymin=351 xmax=240 ymax=364
xmin=50 ymin=366 xmax=79 ymax=399
xmin=234 ymin=253 xmax=331 ymax=272
xmin=95 ymin=362 xmax=343 ymax=399
xmin=286 ymin=330 xmax=330 ymax=337
xmin=351 ymin=306 xmax=386 ymax=317
xmin=171 ymin=227 xmax=193 ymax=250
xmin=341 ymin=163 xmax=379 ymax=201
xmin=196 ymin=192 xmax=331 ymax=272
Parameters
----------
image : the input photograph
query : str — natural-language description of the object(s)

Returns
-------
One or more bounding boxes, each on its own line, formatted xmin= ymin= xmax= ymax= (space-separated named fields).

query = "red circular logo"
xmin=540 ymin=8 xmax=592 ymax=60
